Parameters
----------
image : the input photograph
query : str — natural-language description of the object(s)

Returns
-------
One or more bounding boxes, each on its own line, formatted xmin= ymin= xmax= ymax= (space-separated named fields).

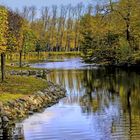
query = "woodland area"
xmin=80 ymin=0 xmax=140 ymax=65
xmin=0 ymin=0 xmax=140 ymax=82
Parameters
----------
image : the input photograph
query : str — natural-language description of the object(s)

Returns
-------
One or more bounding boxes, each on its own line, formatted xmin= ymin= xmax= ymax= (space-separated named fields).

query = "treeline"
xmin=0 ymin=3 xmax=92 ymax=81
xmin=1 ymin=0 xmax=140 ymax=81
xmin=15 ymin=3 xmax=94 ymax=53
xmin=19 ymin=4 xmax=83 ymax=52
xmin=80 ymin=0 xmax=140 ymax=66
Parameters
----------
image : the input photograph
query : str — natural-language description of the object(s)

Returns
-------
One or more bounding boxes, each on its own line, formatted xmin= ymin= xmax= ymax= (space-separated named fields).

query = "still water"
xmin=5 ymin=57 xmax=140 ymax=140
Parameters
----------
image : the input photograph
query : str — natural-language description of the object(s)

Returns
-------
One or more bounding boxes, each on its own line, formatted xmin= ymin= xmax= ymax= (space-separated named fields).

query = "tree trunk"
xmin=1 ymin=53 xmax=5 ymax=82
xmin=38 ymin=51 xmax=40 ymax=60
xmin=24 ymin=53 xmax=26 ymax=60
xmin=19 ymin=51 xmax=22 ymax=67
xmin=126 ymin=23 xmax=131 ymax=44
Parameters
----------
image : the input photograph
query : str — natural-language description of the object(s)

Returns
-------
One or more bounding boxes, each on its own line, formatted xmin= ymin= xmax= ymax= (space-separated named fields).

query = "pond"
xmin=3 ymin=57 xmax=140 ymax=140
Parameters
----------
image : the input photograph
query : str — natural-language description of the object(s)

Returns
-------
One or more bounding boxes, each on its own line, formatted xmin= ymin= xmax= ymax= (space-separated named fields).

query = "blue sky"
xmin=0 ymin=0 xmax=93 ymax=10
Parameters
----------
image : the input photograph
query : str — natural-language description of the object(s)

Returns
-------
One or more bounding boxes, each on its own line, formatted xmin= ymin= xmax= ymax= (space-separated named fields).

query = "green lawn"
xmin=0 ymin=75 xmax=48 ymax=103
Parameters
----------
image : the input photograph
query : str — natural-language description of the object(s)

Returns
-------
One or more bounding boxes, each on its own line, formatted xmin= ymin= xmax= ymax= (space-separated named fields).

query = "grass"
xmin=6 ymin=51 xmax=81 ymax=61
xmin=0 ymin=93 xmax=24 ymax=103
xmin=0 ymin=75 xmax=48 ymax=103
xmin=5 ymin=51 xmax=81 ymax=67
xmin=0 ymin=51 xmax=80 ymax=103
xmin=1 ymin=54 xmax=49 ymax=103
xmin=47 ymin=51 xmax=81 ymax=55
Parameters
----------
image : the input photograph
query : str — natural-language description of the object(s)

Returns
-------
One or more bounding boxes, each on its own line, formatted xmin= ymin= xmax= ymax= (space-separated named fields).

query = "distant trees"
xmin=20 ymin=4 xmax=86 ymax=52
xmin=1 ymin=0 xmax=140 ymax=81
xmin=0 ymin=4 xmax=85 ymax=81
xmin=80 ymin=0 xmax=140 ymax=65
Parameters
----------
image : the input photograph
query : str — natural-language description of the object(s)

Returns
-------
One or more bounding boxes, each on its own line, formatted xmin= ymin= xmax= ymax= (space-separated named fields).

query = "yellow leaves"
xmin=0 ymin=6 xmax=8 ymax=53
xmin=7 ymin=10 xmax=25 ymax=52
xmin=0 ymin=46 xmax=6 ymax=52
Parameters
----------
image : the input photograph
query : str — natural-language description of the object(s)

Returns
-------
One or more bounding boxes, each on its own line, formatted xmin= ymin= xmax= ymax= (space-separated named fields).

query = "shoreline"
xmin=83 ymin=60 xmax=140 ymax=69
xmin=0 ymin=80 xmax=66 ymax=126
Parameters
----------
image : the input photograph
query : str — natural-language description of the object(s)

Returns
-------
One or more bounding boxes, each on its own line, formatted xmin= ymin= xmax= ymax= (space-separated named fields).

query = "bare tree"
xmin=29 ymin=6 xmax=37 ymax=22
xmin=21 ymin=6 xmax=30 ymax=20
xmin=74 ymin=3 xmax=84 ymax=51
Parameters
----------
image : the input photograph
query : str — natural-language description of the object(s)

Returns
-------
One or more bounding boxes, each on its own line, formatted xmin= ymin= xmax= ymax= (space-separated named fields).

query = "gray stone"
xmin=0 ymin=80 xmax=66 ymax=126
xmin=28 ymin=70 xmax=37 ymax=75
xmin=28 ymin=111 xmax=34 ymax=115
xmin=21 ymin=70 xmax=29 ymax=75
xmin=2 ymin=116 xmax=9 ymax=122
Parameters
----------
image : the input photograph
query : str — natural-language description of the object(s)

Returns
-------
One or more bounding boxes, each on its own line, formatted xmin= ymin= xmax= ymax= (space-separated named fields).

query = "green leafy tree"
xmin=23 ymin=28 xmax=37 ymax=59
xmin=80 ymin=14 xmax=95 ymax=61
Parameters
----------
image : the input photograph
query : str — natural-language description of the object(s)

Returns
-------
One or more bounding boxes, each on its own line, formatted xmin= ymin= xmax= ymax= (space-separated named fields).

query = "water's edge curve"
xmin=0 ymin=81 xmax=66 ymax=128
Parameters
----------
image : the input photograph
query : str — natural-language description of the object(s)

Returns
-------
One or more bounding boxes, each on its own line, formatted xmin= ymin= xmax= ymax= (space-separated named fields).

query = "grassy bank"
xmin=0 ymin=75 xmax=48 ymax=103
xmin=6 ymin=51 xmax=81 ymax=62
xmin=4 ymin=51 xmax=81 ymax=67
xmin=0 ymin=51 xmax=76 ymax=103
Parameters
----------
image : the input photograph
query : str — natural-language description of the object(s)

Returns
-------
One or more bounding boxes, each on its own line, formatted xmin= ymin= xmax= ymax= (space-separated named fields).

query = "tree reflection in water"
xmin=47 ymin=68 xmax=140 ymax=139
xmin=4 ymin=67 xmax=140 ymax=140
xmin=80 ymin=68 xmax=140 ymax=139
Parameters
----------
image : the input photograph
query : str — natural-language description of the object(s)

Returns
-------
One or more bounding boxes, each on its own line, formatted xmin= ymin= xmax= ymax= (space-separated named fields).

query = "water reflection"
xmin=45 ymin=68 xmax=140 ymax=140
xmin=3 ymin=66 xmax=140 ymax=140
xmin=0 ymin=123 xmax=24 ymax=140
xmin=32 ymin=57 xmax=96 ymax=70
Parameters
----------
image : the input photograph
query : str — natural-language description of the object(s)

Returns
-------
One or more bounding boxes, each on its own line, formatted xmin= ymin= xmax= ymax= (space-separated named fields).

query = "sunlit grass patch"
xmin=0 ymin=75 xmax=48 ymax=102
xmin=0 ymin=93 xmax=24 ymax=103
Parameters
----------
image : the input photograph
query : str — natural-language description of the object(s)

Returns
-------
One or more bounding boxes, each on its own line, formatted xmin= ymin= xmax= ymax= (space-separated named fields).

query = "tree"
xmin=22 ymin=28 xmax=37 ymax=59
xmin=35 ymin=40 xmax=42 ymax=59
xmin=74 ymin=3 xmax=84 ymax=51
xmin=80 ymin=14 xmax=96 ymax=61
xmin=0 ymin=6 xmax=8 ymax=82
xmin=79 ymin=0 xmax=140 ymax=65
xmin=8 ymin=10 xmax=24 ymax=67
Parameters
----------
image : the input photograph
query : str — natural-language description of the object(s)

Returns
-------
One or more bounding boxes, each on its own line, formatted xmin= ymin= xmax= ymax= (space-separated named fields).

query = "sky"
xmin=0 ymin=0 xmax=93 ymax=10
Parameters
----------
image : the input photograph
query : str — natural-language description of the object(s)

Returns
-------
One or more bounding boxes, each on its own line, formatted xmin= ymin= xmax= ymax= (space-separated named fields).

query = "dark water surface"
xmin=5 ymin=57 xmax=140 ymax=140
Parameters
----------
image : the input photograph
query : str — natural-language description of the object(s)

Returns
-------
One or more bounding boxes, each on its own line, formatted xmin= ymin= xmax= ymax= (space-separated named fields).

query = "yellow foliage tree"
xmin=0 ymin=6 xmax=8 ymax=82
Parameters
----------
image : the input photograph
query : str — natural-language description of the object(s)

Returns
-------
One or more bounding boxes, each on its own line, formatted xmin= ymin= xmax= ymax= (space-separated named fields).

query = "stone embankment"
xmin=8 ymin=69 xmax=50 ymax=78
xmin=0 ymin=81 xmax=66 ymax=125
